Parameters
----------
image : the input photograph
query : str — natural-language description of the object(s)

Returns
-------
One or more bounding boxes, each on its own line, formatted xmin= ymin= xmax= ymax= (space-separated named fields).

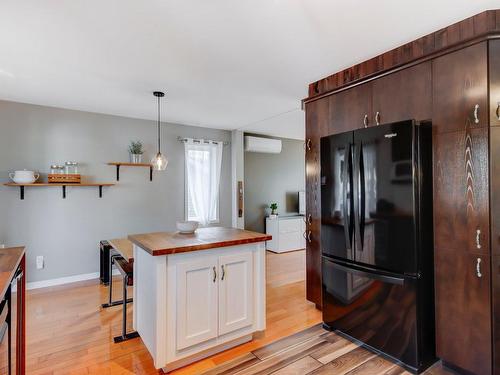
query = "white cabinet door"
xmin=218 ymin=252 xmax=254 ymax=335
xmin=176 ymin=257 xmax=218 ymax=350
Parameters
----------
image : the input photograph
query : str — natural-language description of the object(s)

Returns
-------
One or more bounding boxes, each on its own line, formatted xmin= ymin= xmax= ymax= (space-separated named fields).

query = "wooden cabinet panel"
xmin=329 ymin=82 xmax=372 ymax=134
xmin=435 ymin=248 xmax=491 ymax=375
xmin=176 ymin=257 xmax=218 ymax=350
xmin=433 ymin=42 xmax=488 ymax=133
xmin=218 ymin=251 xmax=253 ymax=335
xmin=433 ymin=128 xmax=489 ymax=254
xmin=490 ymin=40 xmax=500 ymax=127
xmin=304 ymin=97 xmax=329 ymax=307
xmin=372 ymin=62 xmax=432 ymax=124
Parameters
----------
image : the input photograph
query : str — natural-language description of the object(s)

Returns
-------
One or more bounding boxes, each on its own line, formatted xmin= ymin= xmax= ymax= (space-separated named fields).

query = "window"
xmin=184 ymin=139 xmax=223 ymax=225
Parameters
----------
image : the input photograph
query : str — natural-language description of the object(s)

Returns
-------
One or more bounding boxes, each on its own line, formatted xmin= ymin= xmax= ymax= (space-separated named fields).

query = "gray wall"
xmin=244 ymin=136 xmax=305 ymax=233
xmin=0 ymin=100 xmax=232 ymax=282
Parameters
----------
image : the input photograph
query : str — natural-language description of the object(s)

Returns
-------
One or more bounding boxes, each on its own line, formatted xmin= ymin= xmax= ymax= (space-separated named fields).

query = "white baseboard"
xmin=26 ymin=269 xmax=120 ymax=290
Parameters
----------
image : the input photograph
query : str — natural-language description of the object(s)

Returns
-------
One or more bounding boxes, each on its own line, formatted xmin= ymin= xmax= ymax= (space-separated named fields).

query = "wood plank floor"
xmin=200 ymin=324 xmax=456 ymax=375
xmin=25 ymin=251 xmax=453 ymax=374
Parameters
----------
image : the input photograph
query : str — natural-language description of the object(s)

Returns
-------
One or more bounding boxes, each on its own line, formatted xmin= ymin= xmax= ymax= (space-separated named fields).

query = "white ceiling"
xmin=0 ymin=1 xmax=498 ymax=140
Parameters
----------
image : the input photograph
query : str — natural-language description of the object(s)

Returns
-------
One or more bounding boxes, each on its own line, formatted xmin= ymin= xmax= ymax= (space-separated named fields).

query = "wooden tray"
xmin=48 ymin=174 xmax=81 ymax=184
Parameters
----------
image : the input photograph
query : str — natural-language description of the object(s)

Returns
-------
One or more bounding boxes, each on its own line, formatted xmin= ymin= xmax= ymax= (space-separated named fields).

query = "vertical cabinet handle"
xmin=303 ymin=230 xmax=312 ymax=243
xmin=474 ymin=104 xmax=480 ymax=124
xmin=221 ymin=265 xmax=225 ymax=281
xmin=212 ymin=266 xmax=217 ymax=283
xmin=363 ymin=114 xmax=369 ymax=128
xmin=476 ymin=258 xmax=482 ymax=278
xmin=476 ymin=229 xmax=481 ymax=250
xmin=496 ymin=102 xmax=500 ymax=121
xmin=305 ymin=139 xmax=312 ymax=151
xmin=303 ymin=214 xmax=312 ymax=225
xmin=375 ymin=111 xmax=381 ymax=126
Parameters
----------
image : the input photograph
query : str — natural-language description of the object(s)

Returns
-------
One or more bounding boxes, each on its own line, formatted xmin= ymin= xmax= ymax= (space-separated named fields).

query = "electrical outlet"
xmin=36 ymin=255 xmax=44 ymax=270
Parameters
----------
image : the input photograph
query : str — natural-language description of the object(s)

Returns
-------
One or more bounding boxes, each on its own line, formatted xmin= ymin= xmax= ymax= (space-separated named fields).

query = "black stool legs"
xmin=101 ymin=254 xmax=132 ymax=308
xmin=113 ymin=274 xmax=139 ymax=343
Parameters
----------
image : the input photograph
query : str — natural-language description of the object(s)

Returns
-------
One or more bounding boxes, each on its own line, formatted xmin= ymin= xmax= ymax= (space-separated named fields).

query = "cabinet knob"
xmin=476 ymin=258 xmax=482 ymax=278
xmin=375 ymin=112 xmax=381 ymax=126
xmin=212 ymin=266 xmax=217 ymax=283
xmin=363 ymin=114 xmax=369 ymax=128
xmin=474 ymin=104 xmax=480 ymax=124
xmin=476 ymin=229 xmax=481 ymax=249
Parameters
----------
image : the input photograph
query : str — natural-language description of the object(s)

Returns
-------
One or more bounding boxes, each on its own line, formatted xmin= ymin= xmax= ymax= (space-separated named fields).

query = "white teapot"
xmin=9 ymin=170 xmax=39 ymax=184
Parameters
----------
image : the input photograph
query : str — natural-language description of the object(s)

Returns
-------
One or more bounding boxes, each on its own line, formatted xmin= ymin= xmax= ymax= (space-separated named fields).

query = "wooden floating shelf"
xmin=4 ymin=183 xmax=115 ymax=200
xmin=107 ymin=162 xmax=153 ymax=182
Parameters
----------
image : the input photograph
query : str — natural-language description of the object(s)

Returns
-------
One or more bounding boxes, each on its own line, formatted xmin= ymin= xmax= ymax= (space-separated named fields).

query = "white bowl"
xmin=9 ymin=170 xmax=39 ymax=184
xmin=176 ymin=221 xmax=199 ymax=234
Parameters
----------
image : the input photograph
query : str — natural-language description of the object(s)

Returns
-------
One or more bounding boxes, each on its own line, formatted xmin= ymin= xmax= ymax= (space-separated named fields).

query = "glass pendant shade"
xmin=151 ymin=151 xmax=168 ymax=171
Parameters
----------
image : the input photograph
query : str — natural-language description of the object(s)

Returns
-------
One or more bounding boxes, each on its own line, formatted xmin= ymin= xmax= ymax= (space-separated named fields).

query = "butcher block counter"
xmin=129 ymin=227 xmax=270 ymax=372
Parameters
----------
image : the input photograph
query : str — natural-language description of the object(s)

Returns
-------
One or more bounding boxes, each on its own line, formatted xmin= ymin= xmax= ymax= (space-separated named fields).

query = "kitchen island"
xmin=128 ymin=227 xmax=271 ymax=372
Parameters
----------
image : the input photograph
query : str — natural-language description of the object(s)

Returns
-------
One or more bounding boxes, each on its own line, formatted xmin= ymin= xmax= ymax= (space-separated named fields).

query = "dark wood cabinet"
xmin=491 ymin=40 xmax=500 ymax=127
xmin=372 ymin=62 xmax=432 ymax=124
xmin=435 ymin=248 xmax=491 ymax=375
xmin=433 ymin=128 xmax=489 ymax=255
xmin=304 ymin=97 xmax=329 ymax=307
xmin=433 ymin=42 xmax=488 ymax=134
xmin=329 ymin=82 xmax=372 ymax=133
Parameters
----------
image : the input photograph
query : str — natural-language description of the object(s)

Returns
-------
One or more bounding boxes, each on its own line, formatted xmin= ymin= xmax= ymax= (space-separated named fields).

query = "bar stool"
xmin=113 ymin=257 xmax=139 ymax=343
xmin=101 ymin=251 xmax=132 ymax=308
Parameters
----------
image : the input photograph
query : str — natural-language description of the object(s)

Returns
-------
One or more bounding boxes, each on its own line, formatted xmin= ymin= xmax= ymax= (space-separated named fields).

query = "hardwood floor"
xmin=201 ymin=325 xmax=456 ymax=375
xmin=25 ymin=251 xmax=451 ymax=374
xmin=25 ymin=251 xmax=321 ymax=374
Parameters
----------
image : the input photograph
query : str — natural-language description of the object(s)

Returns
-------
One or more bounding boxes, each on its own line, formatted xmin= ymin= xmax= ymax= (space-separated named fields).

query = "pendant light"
xmin=151 ymin=91 xmax=168 ymax=171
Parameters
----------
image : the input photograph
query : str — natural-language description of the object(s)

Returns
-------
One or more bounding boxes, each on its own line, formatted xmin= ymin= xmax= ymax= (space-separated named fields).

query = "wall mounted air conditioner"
xmin=244 ymin=136 xmax=282 ymax=154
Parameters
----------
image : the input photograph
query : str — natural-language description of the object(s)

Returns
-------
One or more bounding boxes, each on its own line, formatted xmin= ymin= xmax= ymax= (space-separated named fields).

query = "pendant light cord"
xmin=157 ymin=95 xmax=161 ymax=153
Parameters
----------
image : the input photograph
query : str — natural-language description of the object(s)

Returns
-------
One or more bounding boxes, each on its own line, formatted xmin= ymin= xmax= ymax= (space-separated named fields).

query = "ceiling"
xmin=0 ymin=1 xmax=498 ymax=140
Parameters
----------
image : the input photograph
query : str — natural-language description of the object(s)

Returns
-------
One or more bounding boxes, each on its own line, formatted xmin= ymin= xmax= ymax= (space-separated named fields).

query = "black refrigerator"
xmin=320 ymin=120 xmax=435 ymax=373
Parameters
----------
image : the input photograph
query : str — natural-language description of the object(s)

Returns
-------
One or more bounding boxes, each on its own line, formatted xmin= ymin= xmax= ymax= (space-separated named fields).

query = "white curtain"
xmin=184 ymin=139 xmax=223 ymax=225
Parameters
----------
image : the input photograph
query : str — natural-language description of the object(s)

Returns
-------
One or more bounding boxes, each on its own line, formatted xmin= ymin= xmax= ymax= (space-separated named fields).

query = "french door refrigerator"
xmin=320 ymin=120 xmax=436 ymax=373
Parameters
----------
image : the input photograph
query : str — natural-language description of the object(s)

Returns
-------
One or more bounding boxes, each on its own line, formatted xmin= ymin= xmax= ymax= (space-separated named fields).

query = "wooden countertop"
xmin=0 ymin=247 xmax=25 ymax=299
xmin=128 ymin=227 xmax=272 ymax=256
xmin=108 ymin=238 xmax=134 ymax=263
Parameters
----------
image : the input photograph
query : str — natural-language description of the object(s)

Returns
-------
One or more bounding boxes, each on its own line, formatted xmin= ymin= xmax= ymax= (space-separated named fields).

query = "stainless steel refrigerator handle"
xmin=342 ymin=144 xmax=352 ymax=250
xmin=329 ymin=260 xmax=405 ymax=285
xmin=359 ymin=144 xmax=366 ymax=250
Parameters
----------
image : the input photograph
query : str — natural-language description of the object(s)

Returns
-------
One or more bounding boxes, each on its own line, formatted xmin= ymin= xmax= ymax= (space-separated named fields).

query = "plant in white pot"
xmin=129 ymin=141 xmax=144 ymax=163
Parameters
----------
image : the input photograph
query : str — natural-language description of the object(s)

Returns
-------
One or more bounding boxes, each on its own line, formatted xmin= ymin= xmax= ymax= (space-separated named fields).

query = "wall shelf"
xmin=107 ymin=162 xmax=153 ymax=181
xmin=4 ymin=183 xmax=115 ymax=200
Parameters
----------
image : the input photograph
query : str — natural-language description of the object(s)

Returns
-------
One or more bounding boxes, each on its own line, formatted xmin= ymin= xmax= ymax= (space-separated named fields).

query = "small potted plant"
xmin=129 ymin=141 xmax=144 ymax=163
xmin=269 ymin=202 xmax=278 ymax=219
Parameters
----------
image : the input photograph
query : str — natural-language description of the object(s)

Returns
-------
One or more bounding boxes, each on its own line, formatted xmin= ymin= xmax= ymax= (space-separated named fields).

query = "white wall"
xmin=0 ymin=100 xmax=232 ymax=282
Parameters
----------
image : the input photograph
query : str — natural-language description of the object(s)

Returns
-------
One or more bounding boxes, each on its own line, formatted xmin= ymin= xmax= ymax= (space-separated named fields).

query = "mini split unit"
xmin=244 ymin=136 xmax=282 ymax=154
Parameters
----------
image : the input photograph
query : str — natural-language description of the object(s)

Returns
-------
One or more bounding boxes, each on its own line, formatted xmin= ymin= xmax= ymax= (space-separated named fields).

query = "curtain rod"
xmin=177 ymin=136 xmax=230 ymax=146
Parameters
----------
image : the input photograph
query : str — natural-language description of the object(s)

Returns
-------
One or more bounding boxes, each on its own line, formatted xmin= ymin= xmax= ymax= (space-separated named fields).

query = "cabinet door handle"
xmin=363 ymin=114 xmax=369 ymax=128
xmin=305 ymin=139 xmax=312 ymax=151
xmin=303 ymin=230 xmax=312 ymax=243
xmin=221 ymin=265 xmax=225 ymax=281
xmin=212 ymin=266 xmax=217 ymax=283
xmin=476 ymin=258 xmax=482 ymax=278
xmin=476 ymin=229 xmax=481 ymax=249
xmin=496 ymin=102 xmax=500 ymax=120
xmin=474 ymin=104 xmax=480 ymax=124
xmin=303 ymin=214 xmax=312 ymax=225
xmin=375 ymin=111 xmax=381 ymax=126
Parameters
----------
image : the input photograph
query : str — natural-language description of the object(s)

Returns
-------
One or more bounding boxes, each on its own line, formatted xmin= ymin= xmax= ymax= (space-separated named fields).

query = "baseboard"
xmin=26 ymin=269 xmax=120 ymax=290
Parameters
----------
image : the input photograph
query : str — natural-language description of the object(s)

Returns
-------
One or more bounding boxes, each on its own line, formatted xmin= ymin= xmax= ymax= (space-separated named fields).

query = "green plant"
xmin=270 ymin=203 xmax=278 ymax=214
xmin=129 ymin=141 xmax=144 ymax=155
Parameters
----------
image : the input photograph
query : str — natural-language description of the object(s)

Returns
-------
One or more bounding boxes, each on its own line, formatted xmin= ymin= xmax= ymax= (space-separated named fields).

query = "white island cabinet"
xmin=129 ymin=227 xmax=271 ymax=372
